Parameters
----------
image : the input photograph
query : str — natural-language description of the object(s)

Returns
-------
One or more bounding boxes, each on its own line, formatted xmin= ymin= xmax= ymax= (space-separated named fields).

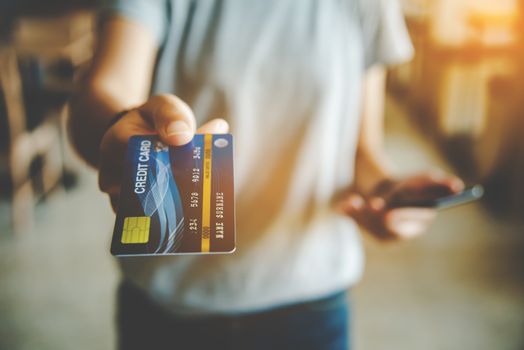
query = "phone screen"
xmin=388 ymin=185 xmax=484 ymax=210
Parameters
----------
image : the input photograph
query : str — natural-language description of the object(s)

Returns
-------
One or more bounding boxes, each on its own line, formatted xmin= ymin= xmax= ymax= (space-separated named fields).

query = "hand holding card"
xmin=98 ymin=94 xmax=229 ymax=210
xmin=96 ymin=94 xmax=234 ymax=256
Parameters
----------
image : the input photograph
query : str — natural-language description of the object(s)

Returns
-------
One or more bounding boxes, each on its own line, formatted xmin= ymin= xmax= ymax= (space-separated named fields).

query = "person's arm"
xmin=68 ymin=16 xmax=158 ymax=167
xmin=68 ymin=16 xmax=228 ymax=210
xmin=353 ymin=65 xmax=392 ymax=195
xmin=341 ymin=66 xmax=464 ymax=240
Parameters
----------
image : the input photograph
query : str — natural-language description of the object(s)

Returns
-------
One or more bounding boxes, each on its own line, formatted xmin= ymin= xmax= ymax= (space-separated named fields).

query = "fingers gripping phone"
xmin=387 ymin=185 xmax=484 ymax=210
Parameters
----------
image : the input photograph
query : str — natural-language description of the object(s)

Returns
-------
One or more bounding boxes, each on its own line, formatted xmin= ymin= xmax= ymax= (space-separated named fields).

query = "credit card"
xmin=110 ymin=134 xmax=235 ymax=256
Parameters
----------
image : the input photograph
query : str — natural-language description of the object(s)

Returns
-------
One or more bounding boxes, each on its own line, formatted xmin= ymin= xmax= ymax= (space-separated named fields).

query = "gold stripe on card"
xmin=201 ymin=134 xmax=212 ymax=253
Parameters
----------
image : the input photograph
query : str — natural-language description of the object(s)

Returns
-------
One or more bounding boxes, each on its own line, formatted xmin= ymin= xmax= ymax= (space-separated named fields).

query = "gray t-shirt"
xmin=100 ymin=0 xmax=413 ymax=314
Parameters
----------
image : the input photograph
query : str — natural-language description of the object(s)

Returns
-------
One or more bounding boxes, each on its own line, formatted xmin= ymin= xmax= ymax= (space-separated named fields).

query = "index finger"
xmin=394 ymin=173 xmax=465 ymax=201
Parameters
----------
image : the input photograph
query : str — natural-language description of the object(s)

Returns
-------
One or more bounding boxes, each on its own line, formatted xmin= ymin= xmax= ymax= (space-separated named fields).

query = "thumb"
xmin=139 ymin=94 xmax=196 ymax=146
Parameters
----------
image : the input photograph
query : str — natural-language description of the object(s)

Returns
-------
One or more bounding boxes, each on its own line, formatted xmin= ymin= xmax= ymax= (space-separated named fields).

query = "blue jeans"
xmin=117 ymin=281 xmax=350 ymax=350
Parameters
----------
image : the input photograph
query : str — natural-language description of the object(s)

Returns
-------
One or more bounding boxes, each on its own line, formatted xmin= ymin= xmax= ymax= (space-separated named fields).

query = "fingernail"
xmin=215 ymin=119 xmax=229 ymax=133
xmin=166 ymin=121 xmax=192 ymax=144
xmin=166 ymin=120 xmax=191 ymax=136
xmin=451 ymin=179 xmax=464 ymax=192
xmin=369 ymin=197 xmax=385 ymax=211
xmin=348 ymin=196 xmax=364 ymax=210
xmin=430 ymin=169 xmax=446 ymax=178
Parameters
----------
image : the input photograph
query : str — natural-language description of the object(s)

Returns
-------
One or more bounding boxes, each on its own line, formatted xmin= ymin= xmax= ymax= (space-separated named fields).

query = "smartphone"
xmin=387 ymin=185 xmax=484 ymax=210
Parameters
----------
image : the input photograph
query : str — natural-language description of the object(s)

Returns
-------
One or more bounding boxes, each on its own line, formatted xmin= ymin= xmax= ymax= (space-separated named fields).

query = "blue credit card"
xmin=110 ymin=134 xmax=235 ymax=256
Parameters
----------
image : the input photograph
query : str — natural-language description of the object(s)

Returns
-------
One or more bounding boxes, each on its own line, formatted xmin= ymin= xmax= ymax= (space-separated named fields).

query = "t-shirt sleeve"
xmin=360 ymin=0 xmax=414 ymax=68
xmin=98 ymin=0 xmax=169 ymax=45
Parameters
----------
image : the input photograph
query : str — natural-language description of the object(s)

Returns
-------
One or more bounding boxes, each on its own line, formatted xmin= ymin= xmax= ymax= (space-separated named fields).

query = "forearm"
xmin=353 ymin=146 xmax=393 ymax=195
xmin=68 ymin=84 xmax=129 ymax=167
xmin=353 ymin=65 xmax=393 ymax=195
xmin=67 ymin=16 xmax=158 ymax=167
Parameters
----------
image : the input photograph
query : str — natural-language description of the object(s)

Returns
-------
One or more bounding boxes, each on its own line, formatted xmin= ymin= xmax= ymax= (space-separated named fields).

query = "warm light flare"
xmin=425 ymin=0 xmax=519 ymax=47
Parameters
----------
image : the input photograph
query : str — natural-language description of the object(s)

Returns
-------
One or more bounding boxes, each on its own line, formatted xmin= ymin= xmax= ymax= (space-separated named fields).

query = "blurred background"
xmin=0 ymin=0 xmax=523 ymax=349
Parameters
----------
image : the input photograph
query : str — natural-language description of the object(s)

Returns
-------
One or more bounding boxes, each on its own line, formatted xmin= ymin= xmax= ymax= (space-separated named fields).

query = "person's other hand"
xmin=99 ymin=94 xmax=229 ymax=211
xmin=339 ymin=172 xmax=464 ymax=240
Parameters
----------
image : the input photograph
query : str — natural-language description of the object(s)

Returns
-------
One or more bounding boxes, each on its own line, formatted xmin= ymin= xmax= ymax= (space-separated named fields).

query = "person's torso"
xmin=121 ymin=0 xmax=367 ymax=313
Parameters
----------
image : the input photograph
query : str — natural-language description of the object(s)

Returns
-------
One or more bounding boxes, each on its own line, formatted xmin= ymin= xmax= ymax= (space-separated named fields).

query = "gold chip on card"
xmin=121 ymin=216 xmax=150 ymax=244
